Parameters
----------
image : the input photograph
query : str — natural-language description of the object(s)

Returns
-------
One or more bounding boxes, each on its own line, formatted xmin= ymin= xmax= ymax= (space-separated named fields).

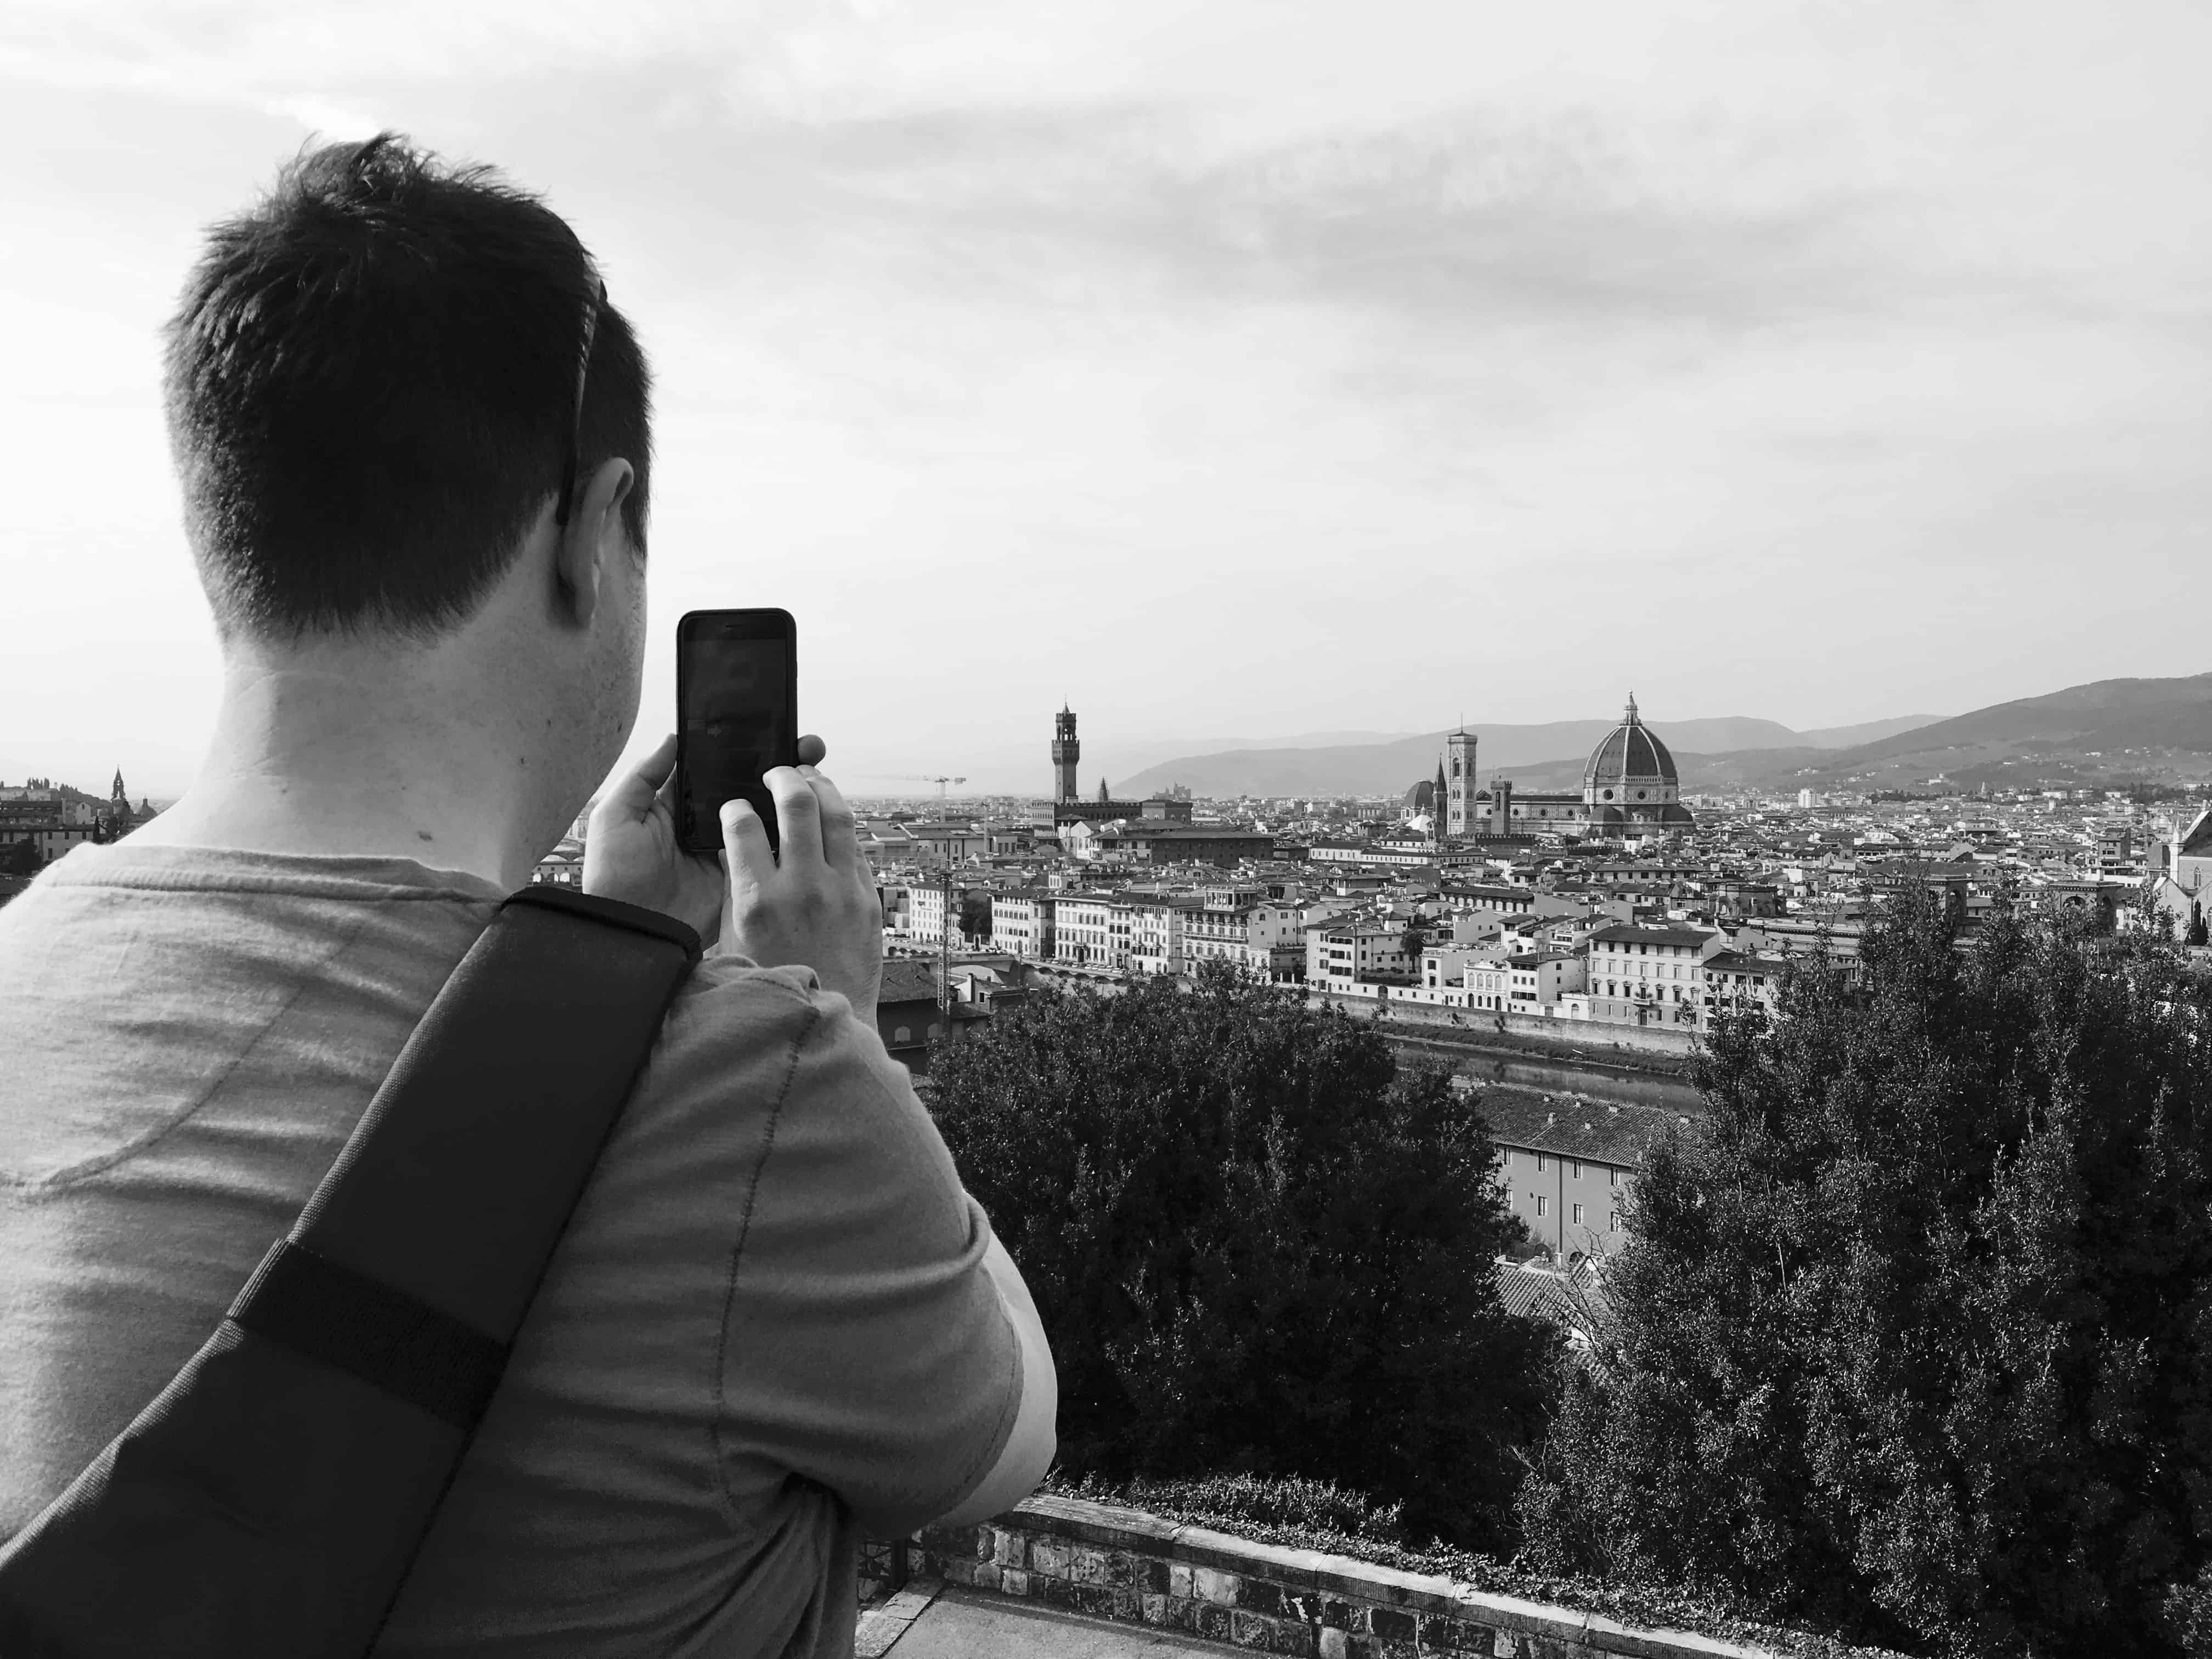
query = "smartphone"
xmin=675 ymin=608 xmax=798 ymax=857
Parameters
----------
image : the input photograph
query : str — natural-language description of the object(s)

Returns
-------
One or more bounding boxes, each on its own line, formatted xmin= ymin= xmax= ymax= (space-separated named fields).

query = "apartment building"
xmin=989 ymin=891 xmax=1056 ymax=960
xmin=1125 ymin=895 xmax=1198 ymax=975
xmin=1306 ymin=923 xmax=1414 ymax=992
xmin=1184 ymin=894 xmax=1309 ymax=980
xmin=906 ymin=882 xmax=956 ymax=948
xmin=1473 ymin=1088 xmax=1683 ymax=1265
xmin=1052 ymin=892 xmax=1130 ymax=969
xmin=1586 ymin=923 xmax=1720 ymax=1027
xmin=1699 ymin=951 xmax=1788 ymax=1025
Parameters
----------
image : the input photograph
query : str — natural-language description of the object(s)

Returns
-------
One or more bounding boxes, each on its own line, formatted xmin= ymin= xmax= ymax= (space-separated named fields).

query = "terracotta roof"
xmin=1471 ymin=1086 xmax=1690 ymax=1167
xmin=1492 ymin=1261 xmax=1579 ymax=1324
xmin=878 ymin=961 xmax=945 ymax=1006
xmin=1702 ymin=951 xmax=1787 ymax=978
xmin=1589 ymin=923 xmax=1713 ymax=948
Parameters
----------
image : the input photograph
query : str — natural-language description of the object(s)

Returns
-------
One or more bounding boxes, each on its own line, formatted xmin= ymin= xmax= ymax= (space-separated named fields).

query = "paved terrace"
xmin=855 ymin=1494 xmax=1812 ymax=1659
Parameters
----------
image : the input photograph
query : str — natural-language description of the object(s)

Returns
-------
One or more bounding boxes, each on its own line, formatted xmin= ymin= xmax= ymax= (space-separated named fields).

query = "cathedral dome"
xmin=1404 ymin=778 xmax=1438 ymax=812
xmin=1584 ymin=696 xmax=1678 ymax=800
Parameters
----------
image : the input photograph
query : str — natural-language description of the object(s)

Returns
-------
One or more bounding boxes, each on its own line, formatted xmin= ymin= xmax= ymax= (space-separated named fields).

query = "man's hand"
xmin=721 ymin=765 xmax=883 ymax=1027
xmin=583 ymin=731 xmax=828 ymax=944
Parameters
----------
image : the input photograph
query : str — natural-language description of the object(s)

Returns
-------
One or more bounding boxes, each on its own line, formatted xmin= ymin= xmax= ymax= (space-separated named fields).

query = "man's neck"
xmin=134 ymin=651 xmax=570 ymax=893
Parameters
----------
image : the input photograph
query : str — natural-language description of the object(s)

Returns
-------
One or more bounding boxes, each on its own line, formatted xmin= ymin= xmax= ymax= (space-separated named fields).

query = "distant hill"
xmin=1792 ymin=672 xmax=2212 ymax=790
xmin=1797 ymin=715 xmax=1950 ymax=750
xmin=1098 ymin=674 xmax=2212 ymax=801
xmin=1116 ymin=712 xmax=1945 ymax=800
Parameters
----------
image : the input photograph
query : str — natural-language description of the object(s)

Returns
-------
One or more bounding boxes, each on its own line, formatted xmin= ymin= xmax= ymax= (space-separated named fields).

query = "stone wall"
xmin=1322 ymin=991 xmax=1702 ymax=1059
xmin=887 ymin=1493 xmax=1782 ymax=1658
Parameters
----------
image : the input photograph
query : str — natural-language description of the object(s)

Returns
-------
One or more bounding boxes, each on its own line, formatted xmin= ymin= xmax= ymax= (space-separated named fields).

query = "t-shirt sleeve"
xmin=713 ymin=988 xmax=1022 ymax=1539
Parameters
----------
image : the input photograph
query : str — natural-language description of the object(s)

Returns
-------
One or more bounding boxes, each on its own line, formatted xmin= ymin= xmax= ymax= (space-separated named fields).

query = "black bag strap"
xmin=0 ymin=883 xmax=701 ymax=1658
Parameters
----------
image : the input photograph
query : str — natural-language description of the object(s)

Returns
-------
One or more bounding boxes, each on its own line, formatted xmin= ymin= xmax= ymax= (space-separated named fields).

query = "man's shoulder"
xmin=642 ymin=955 xmax=899 ymax=1116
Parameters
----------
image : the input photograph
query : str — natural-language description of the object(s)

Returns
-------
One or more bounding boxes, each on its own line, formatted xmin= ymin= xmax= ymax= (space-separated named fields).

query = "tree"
xmin=0 ymin=838 xmax=40 ymax=878
xmin=2189 ymin=897 xmax=2207 ymax=949
xmin=1517 ymin=887 xmax=2212 ymax=1657
xmin=927 ymin=964 xmax=1561 ymax=1549
xmin=1399 ymin=922 xmax=1426 ymax=967
xmin=957 ymin=888 xmax=994 ymax=946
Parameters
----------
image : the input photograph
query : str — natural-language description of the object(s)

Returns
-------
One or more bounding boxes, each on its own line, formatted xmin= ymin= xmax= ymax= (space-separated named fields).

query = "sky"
xmin=3 ymin=1 xmax=2208 ymax=798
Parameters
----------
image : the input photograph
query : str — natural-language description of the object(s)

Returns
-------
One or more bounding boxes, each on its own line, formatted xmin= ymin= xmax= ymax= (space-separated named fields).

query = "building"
xmin=1472 ymin=1088 xmax=1685 ymax=1265
xmin=989 ymin=891 xmax=1056 ymax=960
xmin=1585 ymin=922 xmax=1720 ymax=1027
xmin=1733 ymin=916 xmax=1866 ymax=960
xmin=905 ymin=824 xmax=991 ymax=864
xmin=873 ymin=960 xmax=986 ymax=1074
xmin=529 ymin=838 xmax=584 ymax=887
xmin=0 ymin=775 xmax=130 ymax=867
xmin=1051 ymin=892 xmax=1128 ymax=970
xmin=1051 ymin=704 xmax=1080 ymax=804
xmin=1442 ymin=725 xmax=1480 ymax=837
xmin=1308 ymin=840 xmax=1494 ymax=872
xmin=0 ymin=822 xmax=97 ymax=866
xmin=1039 ymin=707 xmax=1195 ymax=831
xmin=1423 ymin=698 xmax=1697 ymax=840
xmin=1182 ymin=893 xmax=1308 ymax=981
xmin=2172 ymin=809 xmax=2212 ymax=894
xmin=1125 ymin=895 xmax=1197 ymax=976
xmin=1699 ymin=951 xmax=1788 ymax=1026
xmin=1088 ymin=823 xmax=1274 ymax=867
xmin=1307 ymin=923 xmax=1415 ymax=991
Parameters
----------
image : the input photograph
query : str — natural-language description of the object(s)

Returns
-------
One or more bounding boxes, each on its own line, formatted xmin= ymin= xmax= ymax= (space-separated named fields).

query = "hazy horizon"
xmin=5 ymin=2 xmax=2206 ymax=799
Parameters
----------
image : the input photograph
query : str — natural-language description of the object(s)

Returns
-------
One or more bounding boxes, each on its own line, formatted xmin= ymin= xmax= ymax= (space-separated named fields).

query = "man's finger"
xmin=800 ymin=766 xmax=859 ymax=871
xmin=763 ymin=767 xmax=824 ymax=870
xmin=721 ymin=798 xmax=774 ymax=899
xmin=796 ymin=733 xmax=827 ymax=767
xmin=600 ymin=732 xmax=679 ymax=824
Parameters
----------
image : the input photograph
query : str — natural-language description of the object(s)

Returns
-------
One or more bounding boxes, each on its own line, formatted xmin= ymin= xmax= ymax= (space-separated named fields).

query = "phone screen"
xmin=675 ymin=610 xmax=797 ymax=856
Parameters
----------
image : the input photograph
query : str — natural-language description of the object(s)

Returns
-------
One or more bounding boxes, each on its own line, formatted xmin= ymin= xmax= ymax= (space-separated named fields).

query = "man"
xmin=0 ymin=136 xmax=1054 ymax=1656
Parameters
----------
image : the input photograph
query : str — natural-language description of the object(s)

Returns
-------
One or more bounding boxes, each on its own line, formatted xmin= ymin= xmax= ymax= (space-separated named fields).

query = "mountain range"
xmin=1112 ymin=673 xmax=2212 ymax=799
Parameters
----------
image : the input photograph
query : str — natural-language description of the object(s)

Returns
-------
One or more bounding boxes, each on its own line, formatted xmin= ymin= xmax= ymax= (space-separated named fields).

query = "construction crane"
xmin=854 ymin=773 xmax=970 ymax=1012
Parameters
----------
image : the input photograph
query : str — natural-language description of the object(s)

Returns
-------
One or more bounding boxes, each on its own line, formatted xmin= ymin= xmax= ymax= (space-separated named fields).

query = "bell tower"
xmin=1444 ymin=725 xmax=1477 ymax=837
xmin=1051 ymin=706 xmax=1080 ymax=804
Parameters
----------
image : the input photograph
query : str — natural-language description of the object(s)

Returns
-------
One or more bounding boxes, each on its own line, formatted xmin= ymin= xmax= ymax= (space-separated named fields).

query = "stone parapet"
xmin=888 ymin=1493 xmax=1782 ymax=1658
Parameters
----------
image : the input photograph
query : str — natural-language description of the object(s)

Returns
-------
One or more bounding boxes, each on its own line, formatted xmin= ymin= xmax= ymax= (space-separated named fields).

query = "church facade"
xmin=1419 ymin=698 xmax=1695 ymax=839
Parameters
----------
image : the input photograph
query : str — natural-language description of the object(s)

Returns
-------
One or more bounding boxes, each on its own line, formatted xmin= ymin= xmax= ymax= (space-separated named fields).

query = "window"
xmin=1608 ymin=1167 xmax=1619 ymax=1187
xmin=893 ymin=1025 xmax=911 ymax=1043
xmin=1536 ymin=1196 xmax=1549 ymax=1217
xmin=1572 ymin=1203 xmax=1584 ymax=1224
xmin=1571 ymin=1160 xmax=1582 ymax=1179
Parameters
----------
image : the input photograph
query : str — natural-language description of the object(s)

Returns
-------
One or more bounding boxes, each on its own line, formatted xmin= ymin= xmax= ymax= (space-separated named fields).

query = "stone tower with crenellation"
xmin=1051 ymin=707 xmax=1080 ymax=804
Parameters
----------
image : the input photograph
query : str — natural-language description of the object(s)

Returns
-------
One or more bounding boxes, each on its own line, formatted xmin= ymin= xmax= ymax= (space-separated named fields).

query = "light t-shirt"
xmin=0 ymin=842 xmax=1021 ymax=1657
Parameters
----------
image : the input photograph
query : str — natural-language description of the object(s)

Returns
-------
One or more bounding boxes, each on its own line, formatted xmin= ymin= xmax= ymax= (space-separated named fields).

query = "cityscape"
xmin=5 ymin=8 xmax=2208 ymax=1653
xmin=13 ymin=678 xmax=2210 ymax=1290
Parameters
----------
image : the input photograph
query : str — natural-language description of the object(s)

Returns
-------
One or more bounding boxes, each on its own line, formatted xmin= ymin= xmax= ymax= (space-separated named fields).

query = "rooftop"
xmin=1470 ymin=1086 xmax=1692 ymax=1167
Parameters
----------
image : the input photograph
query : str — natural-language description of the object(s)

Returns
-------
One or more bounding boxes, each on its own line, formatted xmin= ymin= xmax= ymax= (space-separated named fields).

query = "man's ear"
xmin=551 ymin=458 xmax=636 ymax=627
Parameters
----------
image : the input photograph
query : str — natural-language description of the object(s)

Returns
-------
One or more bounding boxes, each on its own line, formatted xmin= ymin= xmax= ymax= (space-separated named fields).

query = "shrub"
xmin=928 ymin=964 xmax=1561 ymax=1549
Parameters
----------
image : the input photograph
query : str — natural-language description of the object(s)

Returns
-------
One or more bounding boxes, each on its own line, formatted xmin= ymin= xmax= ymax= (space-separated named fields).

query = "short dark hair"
xmin=165 ymin=133 xmax=652 ymax=642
